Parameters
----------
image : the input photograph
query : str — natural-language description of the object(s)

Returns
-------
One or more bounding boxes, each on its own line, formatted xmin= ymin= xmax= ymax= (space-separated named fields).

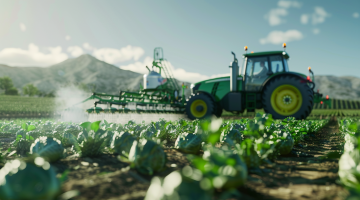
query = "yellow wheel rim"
xmin=190 ymin=99 xmax=208 ymax=118
xmin=270 ymin=84 xmax=302 ymax=116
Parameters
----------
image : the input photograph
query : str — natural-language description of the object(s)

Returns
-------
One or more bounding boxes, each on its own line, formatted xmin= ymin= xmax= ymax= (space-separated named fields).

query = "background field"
xmin=2 ymin=94 xmax=360 ymax=119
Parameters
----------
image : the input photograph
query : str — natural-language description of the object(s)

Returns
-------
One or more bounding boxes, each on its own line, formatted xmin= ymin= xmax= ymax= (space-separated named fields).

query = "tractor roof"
xmin=243 ymin=51 xmax=289 ymax=59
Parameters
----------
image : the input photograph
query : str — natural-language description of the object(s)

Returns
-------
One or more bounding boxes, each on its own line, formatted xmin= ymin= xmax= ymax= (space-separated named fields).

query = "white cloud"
xmin=19 ymin=23 xmax=26 ymax=31
xmin=353 ymin=12 xmax=359 ymax=18
xmin=265 ymin=8 xmax=288 ymax=26
xmin=67 ymin=46 xmax=84 ymax=57
xmin=92 ymin=45 xmax=144 ymax=64
xmin=265 ymin=0 xmax=301 ymax=26
xmin=119 ymin=57 xmax=230 ymax=83
xmin=313 ymin=28 xmax=320 ymax=35
xmin=0 ymin=43 xmax=68 ymax=67
xmin=300 ymin=14 xmax=309 ymax=24
xmin=83 ymin=43 xmax=96 ymax=51
xmin=260 ymin=30 xmax=303 ymax=45
xmin=312 ymin=7 xmax=330 ymax=25
xmin=65 ymin=35 xmax=71 ymax=41
xmin=119 ymin=56 xmax=154 ymax=74
xmin=278 ymin=0 xmax=301 ymax=8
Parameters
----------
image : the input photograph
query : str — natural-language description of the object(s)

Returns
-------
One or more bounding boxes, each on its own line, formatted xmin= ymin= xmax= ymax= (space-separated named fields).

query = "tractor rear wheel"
xmin=262 ymin=75 xmax=313 ymax=120
xmin=185 ymin=93 xmax=214 ymax=120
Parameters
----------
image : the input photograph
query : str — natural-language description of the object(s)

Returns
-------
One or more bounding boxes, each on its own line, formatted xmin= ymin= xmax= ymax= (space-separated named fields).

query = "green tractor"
xmin=186 ymin=44 xmax=317 ymax=120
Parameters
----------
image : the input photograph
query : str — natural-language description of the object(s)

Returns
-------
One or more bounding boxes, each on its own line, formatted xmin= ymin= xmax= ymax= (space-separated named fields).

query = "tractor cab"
xmin=242 ymin=51 xmax=290 ymax=91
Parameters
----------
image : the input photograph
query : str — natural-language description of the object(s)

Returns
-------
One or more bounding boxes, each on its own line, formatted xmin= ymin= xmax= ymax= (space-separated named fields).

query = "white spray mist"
xmin=55 ymin=85 xmax=93 ymax=123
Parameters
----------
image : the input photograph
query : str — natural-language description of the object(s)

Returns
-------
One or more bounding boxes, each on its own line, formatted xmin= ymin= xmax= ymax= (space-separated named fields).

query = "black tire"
xmin=262 ymin=75 xmax=313 ymax=120
xmin=214 ymin=103 xmax=223 ymax=118
xmin=185 ymin=93 xmax=214 ymax=120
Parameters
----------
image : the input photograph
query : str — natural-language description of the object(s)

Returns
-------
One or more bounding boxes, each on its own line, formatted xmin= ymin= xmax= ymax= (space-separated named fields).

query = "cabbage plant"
xmin=338 ymin=149 xmax=360 ymax=191
xmin=71 ymin=121 xmax=108 ymax=157
xmin=174 ymin=132 xmax=202 ymax=154
xmin=275 ymin=131 xmax=294 ymax=155
xmin=144 ymin=169 xmax=213 ymax=200
xmin=220 ymin=128 xmax=243 ymax=146
xmin=111 ymin=131 xmax=136 ymax=156
xmin=30 ymin=136 xmax=65 ymax=162
xmin=128 ymin=139 xmax=166 ymax=175
xmin=235 ymin=139 xmax=261 ymax=169
xmin=0 ymin=157 xmax=61 ymax=200
xmin=140 ymin=124 xmax=159 ymax=139
xmin=191 ymin=145 xmax=248 ymax=190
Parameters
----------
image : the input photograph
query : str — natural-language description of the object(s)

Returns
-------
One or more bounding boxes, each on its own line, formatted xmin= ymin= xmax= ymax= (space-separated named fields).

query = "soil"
xmin=239 ymin=118 xmax=349 ymax=200
xmin=0 ymin=118 xmax=350 ymax=200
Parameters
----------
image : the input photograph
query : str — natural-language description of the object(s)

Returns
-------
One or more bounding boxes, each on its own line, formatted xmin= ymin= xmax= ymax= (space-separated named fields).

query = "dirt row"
xmin=0 ymin=118 xmax=349 ymax=200
xmin=241 ymin=118 xmax=349 ymax=200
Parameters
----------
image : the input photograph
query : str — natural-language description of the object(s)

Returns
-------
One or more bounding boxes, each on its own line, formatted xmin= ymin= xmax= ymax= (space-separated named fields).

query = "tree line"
xmin=0 ymin=76 xmax=55 ymax=97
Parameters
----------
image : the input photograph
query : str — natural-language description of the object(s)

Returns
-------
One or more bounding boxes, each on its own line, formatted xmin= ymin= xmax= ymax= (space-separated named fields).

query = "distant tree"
xmin=23 ymin=84 xmax=39 ymax=96
xmin=0 ymin=76 xmax=16 ymax=95
xmin=6 ymin=87 xmax=19 ymax=95
xmin=0 ymin=76 xmax=19 ymax=95
xmin=45 ymin=91 xmax=55 ymax=98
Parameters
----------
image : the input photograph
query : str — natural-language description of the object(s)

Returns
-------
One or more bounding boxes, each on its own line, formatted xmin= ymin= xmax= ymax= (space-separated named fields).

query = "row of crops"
xmin=0 ymin=114 xmax=329 ymax=199
xmin=3 ymin=94 xmax=360 ymax=117
xmin=313 ymin=99 xmax=360 ymax=110
xmin=0 ymin=95 xmax=58 ymax=115
xmin=337 ymin=118 xmax=360 ymax=198
xmin=309 ymin=109 xmax=360 ymax=117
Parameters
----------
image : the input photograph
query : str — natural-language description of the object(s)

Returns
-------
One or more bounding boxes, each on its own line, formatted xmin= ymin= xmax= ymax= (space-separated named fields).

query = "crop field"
xmin=0 ymin=114 xmax=359 ymax=200
xmin=0 ymin=95 xmax=59 ymax=118
xmin=2 ymin=95 xmax=360 ymax=120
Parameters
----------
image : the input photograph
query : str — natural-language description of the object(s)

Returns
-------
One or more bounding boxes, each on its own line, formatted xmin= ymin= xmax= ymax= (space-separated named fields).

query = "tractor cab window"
xmin=284 ymin=58 xmax=289 ymax=71
xmin=245 ymin=56 xmax=270 ymax=91
xmin=269 ymin=55 xmax=286 ymax=73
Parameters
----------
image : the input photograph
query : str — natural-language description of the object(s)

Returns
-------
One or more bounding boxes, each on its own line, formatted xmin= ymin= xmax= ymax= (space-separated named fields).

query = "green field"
xmin=1 ymin=95 xmax=360 ymax=118
xmin=0 ymin=95 xmax=58 ymax=117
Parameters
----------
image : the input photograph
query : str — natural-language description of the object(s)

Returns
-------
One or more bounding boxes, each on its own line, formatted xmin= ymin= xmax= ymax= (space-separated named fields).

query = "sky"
xmin=0 ymin=0 xmax=359 ymax=83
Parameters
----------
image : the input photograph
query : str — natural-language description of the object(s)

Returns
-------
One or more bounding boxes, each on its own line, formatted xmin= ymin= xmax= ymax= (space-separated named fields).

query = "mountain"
xmin=314 ymin=76 xmax=360 ymax=100
xmin=0 ymin=54 xmax=190 ymax=95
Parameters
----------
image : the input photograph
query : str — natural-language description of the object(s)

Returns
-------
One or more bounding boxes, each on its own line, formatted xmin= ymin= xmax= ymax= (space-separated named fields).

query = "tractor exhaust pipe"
xmin=230 ymin=52 xmax=239 ymax=92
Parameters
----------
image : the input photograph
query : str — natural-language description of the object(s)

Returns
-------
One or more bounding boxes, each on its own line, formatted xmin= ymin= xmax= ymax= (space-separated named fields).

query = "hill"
xmin=0 ymin=54 xmax=190 ymax=95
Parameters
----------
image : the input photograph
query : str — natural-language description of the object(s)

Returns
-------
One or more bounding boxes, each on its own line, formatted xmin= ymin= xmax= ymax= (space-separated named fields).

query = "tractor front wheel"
xmin=185 ymin=93 xmax=214 ymax=120
xmin=262 ymin=75 xmax=313 ymax=120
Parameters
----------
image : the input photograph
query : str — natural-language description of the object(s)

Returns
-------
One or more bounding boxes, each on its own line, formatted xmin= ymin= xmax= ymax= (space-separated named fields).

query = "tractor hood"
xmin=193 ymin=71 xmax=306 ymax=86
xmin=192 ymin=75 xmax=232 ymax=85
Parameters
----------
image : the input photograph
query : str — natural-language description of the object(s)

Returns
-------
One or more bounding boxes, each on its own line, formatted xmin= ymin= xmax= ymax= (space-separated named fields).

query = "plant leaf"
xmin=22 ymin=123 xmax=27 ymax=131
xmin=80 ymin=122 xmax=92 ymax=132
xmin=27 ymin=125 xmax=36 ymax=132
xmin=91 ymin=121 xmax=101 ymax=132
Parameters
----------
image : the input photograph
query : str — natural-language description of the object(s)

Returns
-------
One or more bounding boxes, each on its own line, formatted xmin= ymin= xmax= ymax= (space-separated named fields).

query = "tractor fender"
xmin=187 ymin=90 xmax=216 ymax=103
xmin=260 ymin=72 xmax=313 ymax=93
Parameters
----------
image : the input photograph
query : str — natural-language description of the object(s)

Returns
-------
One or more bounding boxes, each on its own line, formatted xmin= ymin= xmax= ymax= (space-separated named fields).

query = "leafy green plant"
xmin=71 ymin=121 xmax=108 ymax=157
xmin=111 ymin=131 xmax=136 ymax=156
xmin=0 ymin=156 xmax=61 ymax=200
xmin=145 ymin=169 xmax=213 ymax=200
xmin=128 ymin=139 xmax=166 ymax=175
xmin=30 ymin=136 xmax=65 ymax=162
xmin=235 ymin=139 xmax=261 ymax=169
xmin=174 ymin=132 xmax=202 ymax=154
xmin=191 ymin=145 xmax=248 ymax=190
